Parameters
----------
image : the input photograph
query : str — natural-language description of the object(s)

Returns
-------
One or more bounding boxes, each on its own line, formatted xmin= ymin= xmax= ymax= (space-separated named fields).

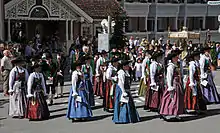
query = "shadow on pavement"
xmin=82 ymin=114 xmax=113 ymax=122
xmin=52 ymin=101 xmax=68 ymax=106
xmin=136 ymin=105 xmax=144 ymax=109
xmin=0 ymin=99 xmax=9 ymax=107
xmin=0 ymin=117 xmax=7 ymax=120
xmin=180 ymin=108 xmax=220 ymax=122
xmin=49 ymin=113 xmax=67 ymax=120
xmin=91 ymin=105 xmax=103 ymax=110
xmin=140 ymin=115 xmax=160 ymax=122
xmin=49 ymin=107 xmax=67 ymax=113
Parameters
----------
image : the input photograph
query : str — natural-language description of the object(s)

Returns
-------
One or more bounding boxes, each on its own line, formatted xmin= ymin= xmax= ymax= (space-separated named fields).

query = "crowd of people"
xmin=0 ymin=35 xmax=220 ymax=124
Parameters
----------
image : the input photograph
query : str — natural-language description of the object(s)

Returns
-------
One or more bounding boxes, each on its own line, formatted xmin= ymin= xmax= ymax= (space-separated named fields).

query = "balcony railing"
xmin=124 ymin=0 xmax=208 ymax=3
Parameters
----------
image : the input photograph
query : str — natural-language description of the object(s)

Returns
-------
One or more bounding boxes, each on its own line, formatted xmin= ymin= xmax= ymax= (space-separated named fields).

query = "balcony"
xmin=124 ymin=2 xmax=151 ymax=17
xmin=186 ymin=4 xmax=207 ymax=16
xmin=156 ymin=3 xmax=180 ymax=17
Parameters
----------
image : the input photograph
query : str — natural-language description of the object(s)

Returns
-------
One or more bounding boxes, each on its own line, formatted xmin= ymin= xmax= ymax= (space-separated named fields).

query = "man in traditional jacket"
xmin=41 ymin=53 xmax=58 ymax=105
xmin=55 ymin=51 xmax=67 ymax=98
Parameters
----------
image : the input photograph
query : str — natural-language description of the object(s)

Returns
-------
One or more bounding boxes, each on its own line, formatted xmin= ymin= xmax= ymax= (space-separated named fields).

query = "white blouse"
xmin=189 ymin=61 xmax=196 ymax=87
xmin=150 ymin=61 xmax=157 ymax=86
xmin=27 ymin=72 xmax=47 ymax=97
xmin=166 ymin=62 xmax=176 ymax=91
xmin=95 ymin=57 xmax=105 ymax=76
xmin=8 ymin=66 xmax=29 ymax=93
xmin=106 ymin=65 xmax=117 ymax=81
xmin=141 ymin=57 xmax=149 ymax=78
xmin=199 ymin=54 xmax=209 ymax=79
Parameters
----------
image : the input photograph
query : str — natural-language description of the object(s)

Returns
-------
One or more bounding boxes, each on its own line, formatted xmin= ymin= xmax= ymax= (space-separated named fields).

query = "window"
xmin=177 ymin=17 xmax=184 ymax=31
xmin=157 ymin=17 xmax=167 ymax=32
xmin=206 ymin=16 xmax=218 ymax=30
xmin=126 ymin=17 xmax=146 ymax=32
xmin=187 ymin=17 xmax=203 ymax=31
xmin=30 ymin=7 xmax=48 ymax=18
xmin=187 ymin=0 xmax=206 ymax=3
xmin=157 ymin=17 xmax=176 ymax=32
xmin=82 ymin=26 xmax=91 ymax=37
xmin=147 ymin=18 xmax=155 ymax=32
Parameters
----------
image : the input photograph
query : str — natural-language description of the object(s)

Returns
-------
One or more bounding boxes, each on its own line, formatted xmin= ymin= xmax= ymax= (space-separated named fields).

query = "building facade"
xmin=124 ymin=0 xmax=220 ymax=42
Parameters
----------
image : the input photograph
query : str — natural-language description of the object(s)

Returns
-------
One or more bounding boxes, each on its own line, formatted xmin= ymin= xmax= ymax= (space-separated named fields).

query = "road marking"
xmin=133 ymin=99 xmax=142 ymax=103
xmin=138 ymin=97 xmax=145 ymax=101
xmin=216 ymin=86 xmax=220 ymax=88
xmin=95 ymin=102 xmax=102 ymax=105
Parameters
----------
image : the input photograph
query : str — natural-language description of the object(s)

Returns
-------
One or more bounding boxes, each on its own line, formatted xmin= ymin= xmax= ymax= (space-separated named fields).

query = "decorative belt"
xmin=85 ymin=78 xmax=90 ymax=80
xmin=77 ymin=88 xmax=85 ymax=91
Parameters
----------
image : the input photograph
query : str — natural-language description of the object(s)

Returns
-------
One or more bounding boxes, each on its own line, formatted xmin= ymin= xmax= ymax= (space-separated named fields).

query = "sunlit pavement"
xmin=1 ymin=71 xmax=220 ymax=133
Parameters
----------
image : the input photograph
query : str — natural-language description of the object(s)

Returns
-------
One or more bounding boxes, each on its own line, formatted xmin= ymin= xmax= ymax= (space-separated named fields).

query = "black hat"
xmin=94 ymin=51 xmax=101 ymax=55
xmin=166 ymin=50 xmax=183 ymax=61
xmin=101 ymin=50 xmax=107 ymax=55
xmin=31 ymin=54 xmax=41 ymax=61
xmin=200 ymin=46 xmax=212 ymax=52
xmin=144 ymin=50 xmax=154 ymax=55
xmin=120 ymin=60 xmax=132 ymax=66
xmin=31 ymin=62 xmax=42 ymax=69
xmin=11 ymin=56 xmax=25 ymax=64
xmin=151 ymin=52 xmax=164 ymax=60
xmin=186 ymin=51 xmax=201 ymax=60
xmin=83 ymin=55 xmax=93 ymax=60
xmin=112 ymin=52 xmax=121 ymax=57
xmin=111 ymin=58 xmax=121 ymax=63
xmin=46 ymin=53 xmax=53 ymax=59
xmin=73 ymin=60 xmax=85 ymax=67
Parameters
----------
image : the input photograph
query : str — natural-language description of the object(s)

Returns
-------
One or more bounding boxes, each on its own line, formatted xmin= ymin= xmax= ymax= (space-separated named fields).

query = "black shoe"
xmin=49 ymin=100 xmax=53 ymax=106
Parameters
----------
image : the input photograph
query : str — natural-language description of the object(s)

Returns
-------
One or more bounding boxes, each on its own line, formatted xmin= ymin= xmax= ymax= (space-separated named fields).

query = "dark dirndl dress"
xmin=113 ymin=75 xmax=140 ymax=124
xmin=159 ymin=68 xmax=185 ymax=116
xmin=201 ymin=59 xmax=220 ymax=104
xmin=144 ymin=65 xmax=165 ymax=111
xmin=93 ymin=73 xmax=104 ymax=98
xmin=82 ymin=65 xmax=95 ymax=106
xmin=26 ymin=77 xmax=50 ymax=120
xmin=184 ymin=66 xmax=207 ymax=111
xmin=9 ymin=68 xmax=27 ymax=117
xmin=66 ymin=77 xmax=92 ymax=119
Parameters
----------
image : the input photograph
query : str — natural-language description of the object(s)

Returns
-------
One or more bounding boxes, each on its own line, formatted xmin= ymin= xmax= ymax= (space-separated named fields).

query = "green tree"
xmin=110 ymin=14 xmax=126 ymax=49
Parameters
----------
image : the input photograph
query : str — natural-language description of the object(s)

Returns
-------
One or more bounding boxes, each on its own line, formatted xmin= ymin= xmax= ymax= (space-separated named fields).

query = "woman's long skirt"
xmin=66 ymin=88 xmax=92 ymax=119
xmin=85 ymin=79 xmax=95 ymax=107
xmin=138 ymin=78 xmax=148 ymax=96
xmin=26 ymin=91 xmax=50 ymax=120
xmin=93 ymin=76 xmax=104 ymax=97
xmin=144 ymin=78 xmax=164 ymax=111
xmin=9 ymin=89 xmax=27 ymax=117
xmin=104 ymin=80 xmax=115 ymax=110
xmin=113 ymin=85 xmax=140 ymax=124
xmin=201 ymin=73 xmax=220 ymax=104
xmin=159 ymin=78 xmax=184 ymax=116
xmin=184 ymin=78 xmax=207 ymax=111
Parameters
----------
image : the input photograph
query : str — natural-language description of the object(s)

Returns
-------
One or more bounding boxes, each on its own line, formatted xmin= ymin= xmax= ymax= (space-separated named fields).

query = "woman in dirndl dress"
xmin=159 ymin=50 xmax=185 ymax=121
xmin=81 ymin=55 xmax=95 ymax=107
xmin=67 ymin=61 xmax=92 ymax=122
xmin=184 ymin=51 xmax=207 ymax=113
xmin=93 ymin=50 xmax=107 ymax=98
xmin=26 ymin=62 xmax=50 ymax=120
xmin=138 ymin=50 xmax=151 ymax=96
xmin=8 ymin=56 xmax=29 ymax=118
xmin=144 ymin=52 xmax=164 ymax=111
xmin=113 ymin=60 xmax=140 ymax=124
xmin=199 ymin=46 xmax=220 ymax=104
xmin=104 ymin=58 xmax=119 ymax=112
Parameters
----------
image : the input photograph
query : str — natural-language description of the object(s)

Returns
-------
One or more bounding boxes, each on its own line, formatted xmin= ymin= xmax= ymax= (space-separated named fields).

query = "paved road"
xmin=1 ymin=71 xmax=220 ymax=133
